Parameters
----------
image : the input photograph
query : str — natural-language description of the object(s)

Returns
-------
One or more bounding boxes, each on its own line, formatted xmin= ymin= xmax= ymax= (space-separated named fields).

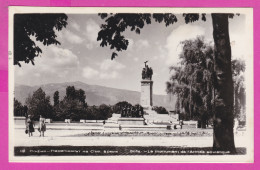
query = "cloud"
xmin=71 ymin=21 xmax=80 ymax=31
xmin=127 ymin=38 xmax=134 ymax=50
xmin=82 ymin=67 xmax=121 ymax=80
xmin=34 ymin=73 xmax=41 ymax=77
xmin=152 ymin=45 xmax=167 ymax=61
xmin=82 ymin=66 xmax=99 ymax=79
xmin=82 ymin=59 xmax=125 ymax=80
xmin=230 ymin=31 xmax=250 ymax=60
xmin=165 ymin=25 xmax=205 ymax=66
xmin=64 ymin=30 xmax=84 ymax=44
xmin=15 ymin=45 xmax=80 ymax=83
xmin=86 ymin=43 xmax=93 ymax=50
xmin=136 ymin=39 xmax=150 ymax=49
xmin=99 ymin=59 xmax=125 ymax=71
xmin=133 ymin=57 xmax=139 ymax=62
xmin=99 ymin=71 xmax=119 ymax=79
xmin=49 ymin=46 xmax=79 ymax=68
xmin=85 ymin=19 xmax=100 ymax=43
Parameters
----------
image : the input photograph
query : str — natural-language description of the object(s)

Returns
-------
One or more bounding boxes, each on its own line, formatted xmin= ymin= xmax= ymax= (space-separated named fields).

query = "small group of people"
xmin=119 ymin=105 xmax=144 ymax=118
xmin=25 ymin=115 xmax=46 ymax=137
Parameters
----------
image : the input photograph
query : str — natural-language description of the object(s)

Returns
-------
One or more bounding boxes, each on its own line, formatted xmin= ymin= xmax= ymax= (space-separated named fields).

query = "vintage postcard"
xmin=8 ymin=7 xmax=254 ymax=163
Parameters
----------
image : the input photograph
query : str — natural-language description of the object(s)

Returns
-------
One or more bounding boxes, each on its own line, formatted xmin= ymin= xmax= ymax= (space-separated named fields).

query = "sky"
xmin=14 ymin=13 xmax=247 ymax=95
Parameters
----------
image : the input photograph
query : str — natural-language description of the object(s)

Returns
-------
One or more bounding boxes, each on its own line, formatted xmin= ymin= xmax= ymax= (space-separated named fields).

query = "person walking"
xmin=38 ymin=115 xmax=46 ymax=137
xmin=26 ymin=115 xmax=34 ymax=137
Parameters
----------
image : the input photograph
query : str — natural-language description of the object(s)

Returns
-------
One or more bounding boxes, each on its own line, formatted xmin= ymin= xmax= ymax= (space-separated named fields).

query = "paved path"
xmin=13 ymin=128 xmax=246 ymax=148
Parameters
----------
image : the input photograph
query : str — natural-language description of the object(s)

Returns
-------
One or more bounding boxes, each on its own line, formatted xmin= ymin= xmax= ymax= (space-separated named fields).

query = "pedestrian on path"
xmin=38 ymin=115 xmax=46 ymax=137
xmin=26 ymin=115 xmax=34 ymax=137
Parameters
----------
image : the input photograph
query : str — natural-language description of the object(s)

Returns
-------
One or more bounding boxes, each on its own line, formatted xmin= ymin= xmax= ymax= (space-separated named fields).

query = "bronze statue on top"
xmin=142 ymin=61 xmax=153 ymax=80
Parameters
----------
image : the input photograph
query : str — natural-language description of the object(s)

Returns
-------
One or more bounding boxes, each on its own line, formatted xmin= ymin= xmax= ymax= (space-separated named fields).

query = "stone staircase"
xmin=144 ymin=109 xmax=177 ymax=124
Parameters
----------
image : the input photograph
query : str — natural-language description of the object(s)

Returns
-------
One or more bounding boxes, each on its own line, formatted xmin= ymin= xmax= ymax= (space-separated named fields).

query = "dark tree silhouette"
xmin=77 ymin=89 xmax=86 ymax=104
xmin=66 ymin=86 xmax=77 ymax=100
xmin=97 ymin=13 xmax=237 ymax=153
xmin=25 ymin=88 xmax=53 ymax=120
xmin=53 ymin=91 xmax=59 ymax=107
xmin=14 ymin=14 xmax=68 ymax=66
xmin=14 ymin=98 xmax=26 ymax=117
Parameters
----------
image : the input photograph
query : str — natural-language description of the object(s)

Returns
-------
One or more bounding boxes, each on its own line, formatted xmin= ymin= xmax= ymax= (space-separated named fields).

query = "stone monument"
xmin=141 ymin=61 xmax=153 ymax=109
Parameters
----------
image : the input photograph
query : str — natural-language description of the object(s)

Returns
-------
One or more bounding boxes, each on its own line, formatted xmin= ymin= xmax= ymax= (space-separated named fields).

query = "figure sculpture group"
xmin=142 ymin=61 xmax=153 ymax=80
xmin=119 ymin=105 xmax=144 ymax=118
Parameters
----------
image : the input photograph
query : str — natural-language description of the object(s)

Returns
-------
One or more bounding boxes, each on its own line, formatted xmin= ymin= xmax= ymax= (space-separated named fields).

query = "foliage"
xmin=14 ymin=98 xmax=27 ymax=117
xmin=14 ymin=14 xmax=68 ymax=66
xmin=115 ymin=101 xmax=132 ymax=107
xmin=97 ymin=13 xmax=209 ymax=59
xmin=166 ymin=36 xmax=214 ymax=127
xmin=232 ymin=59 xmax=246 ymax=121
xmin=97 ymin=104 xmax=113 ymax=120
xmin=98 ymin=13 xmax=237 ymax=60
xmin=65 ymin=86 xmax=87 ymax=105
xmin=25 ymin=88 xmax=53 ymax=120
xmin=58 ymin=97 xmax=87 ymax=121
xmin=85 ymin=104 xmax=113 ymax=120
xmin=152 ymin=106 xmax=169 ymax=114
xmin=53 ymin=91 xmax=59 ymax=107
xmin=113 ymin=101 xmax=132 ymax=114
xmin=53 ymin=86 xmax=87 ymax=121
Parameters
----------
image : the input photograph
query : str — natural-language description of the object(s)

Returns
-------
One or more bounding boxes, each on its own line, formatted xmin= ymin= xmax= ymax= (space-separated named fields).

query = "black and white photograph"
xmin=8 ymin=7 xmax=253 ymax=162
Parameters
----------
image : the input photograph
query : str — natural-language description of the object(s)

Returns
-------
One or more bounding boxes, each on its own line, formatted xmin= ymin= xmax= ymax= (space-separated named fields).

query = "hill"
xmin=14 ymin=81 xmax=176 ymax=110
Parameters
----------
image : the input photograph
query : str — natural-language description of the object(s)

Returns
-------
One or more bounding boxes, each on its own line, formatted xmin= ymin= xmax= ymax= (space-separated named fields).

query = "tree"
xmin=153 ymin=106 xmax=169 ymax=114
xmin=65 ymin=86 xmax=87 ymax=105
xmin=14 ymin=98 xmax=25 ymax=117
xmin=25 ymin=88 xmax=53 ymax=120
xmin=56 ymin=86 xmax=88 ymax=121
xmin=97 ymin=13 xmax=237 ymax=153
xmin=59 ymin=97 xmax=86 ymax=121
xmin=86 ymin=106 xmax=99 ymax=120
xmin=166 ymin=66 xmax=190 ymax=120
xmin=167 ymin=37 xmax=214 ymax=128
xmin=53 ymin=91 xmax=60 ymax=107
xmin=65 ymin=86 xmax=77 ymax=100
xmin=232 ymin=59 xmax=246 ymax=121
xmin=114 ymin=101 xmax=133 ymax=114
xmin=211 ymin=14 xmax=235 ymax=153
xmin=14 ymin=14 xmax=68 ymax=66
xmin=77 ymin=89 xmax=86 ymax=104
xmin=98 ymin=104 xmax=113 ymax=120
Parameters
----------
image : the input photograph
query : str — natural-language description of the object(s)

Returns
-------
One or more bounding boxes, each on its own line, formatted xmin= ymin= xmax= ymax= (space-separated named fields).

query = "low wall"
xmin=14 ymin=116 xmax=26 ymax=125
xmin=118 ymin=117 xmax=145 ymax=125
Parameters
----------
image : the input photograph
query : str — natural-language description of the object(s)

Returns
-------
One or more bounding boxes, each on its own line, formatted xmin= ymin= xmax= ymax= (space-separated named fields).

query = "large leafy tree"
xmin=59 ymin=98 xmax=86 ymax=121
xmin=167 ymin=37 xmax=214 ymax=128
xmin=97 ymin=13 xmax=236 ymax=153
xmin=25 ymin=88 xmax=53 ymax=120
xmin=65 ymin=86 xmax=87 ymax=105
xmin=57 ymin=86 xmax=87 ymax=121
xmin=14 ymin=14 xmax=68 ymax=66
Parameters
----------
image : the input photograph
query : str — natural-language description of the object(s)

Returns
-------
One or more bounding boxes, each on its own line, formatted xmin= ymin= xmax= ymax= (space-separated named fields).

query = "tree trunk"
xmin=189 ymin=85 xmax=192 ymax=120
xmin=201 ymin=113 xmax=207 ymax=129
xmin=211 ymin=14 xmax=236 ymax=153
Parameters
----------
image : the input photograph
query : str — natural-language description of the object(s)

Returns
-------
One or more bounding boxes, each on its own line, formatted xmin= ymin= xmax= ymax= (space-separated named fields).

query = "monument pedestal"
xmin=140 ymin=80 xmax=153 ymax=108
xmin=118 ymin=117 xmax=145 ymax=125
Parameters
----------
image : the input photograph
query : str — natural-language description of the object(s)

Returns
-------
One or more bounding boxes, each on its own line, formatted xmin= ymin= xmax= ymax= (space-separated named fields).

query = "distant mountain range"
xmin=14 ymin=81 xmax=176 ymax=110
